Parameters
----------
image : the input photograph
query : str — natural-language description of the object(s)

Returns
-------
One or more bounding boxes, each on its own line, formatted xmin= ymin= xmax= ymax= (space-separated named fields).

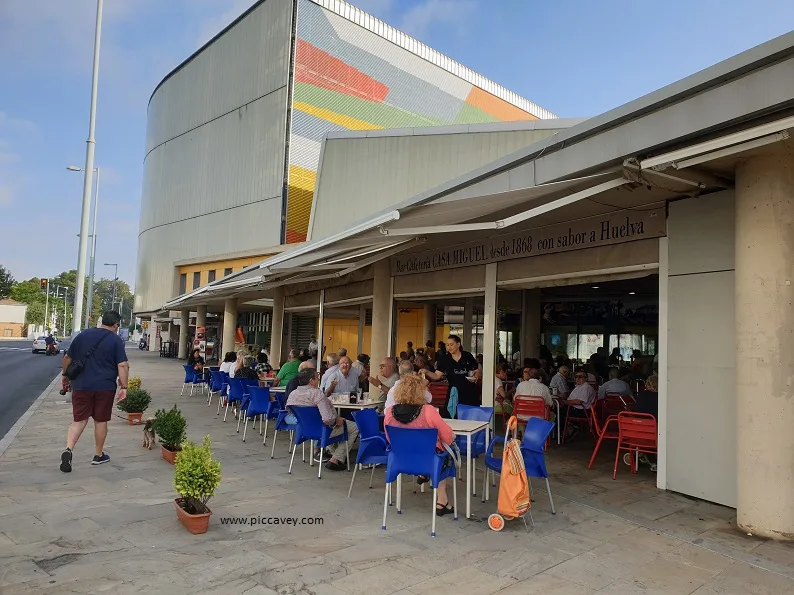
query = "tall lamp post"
xmin=72 ymin=0 xmax=104 ymax=335
xmin=67 ymin=166 xmax=99 ymax=328
xmin=105 ymin=263 xmax=118 ymax=319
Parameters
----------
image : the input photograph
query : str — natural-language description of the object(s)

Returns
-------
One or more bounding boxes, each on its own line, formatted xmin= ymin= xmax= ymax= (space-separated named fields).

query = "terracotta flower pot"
xmin=174 ymin=498 xmax=212 ymax=534
xmin=127 ymin=412 xmax=143 ymax=425
xmin=161 ymin=445 xmax=180 ymax=464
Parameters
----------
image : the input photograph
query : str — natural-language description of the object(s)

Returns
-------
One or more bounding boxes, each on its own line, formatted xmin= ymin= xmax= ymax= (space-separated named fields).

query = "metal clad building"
xmin=136 ymin=0 xmax=555 ymax=314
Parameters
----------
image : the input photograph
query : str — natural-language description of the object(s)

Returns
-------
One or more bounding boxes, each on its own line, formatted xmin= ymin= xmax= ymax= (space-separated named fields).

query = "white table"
xmin=269 ymin=386 xmax=286 ymax=393
xmin=445 ymin=419 xmax=490 ymax=519
xmin=329 ymin=395 xmax=381 ymax=412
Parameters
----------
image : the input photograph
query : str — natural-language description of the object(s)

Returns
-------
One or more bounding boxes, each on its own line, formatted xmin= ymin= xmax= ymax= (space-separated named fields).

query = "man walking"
xmin=60 ymin=311 xmax=129 ymax=472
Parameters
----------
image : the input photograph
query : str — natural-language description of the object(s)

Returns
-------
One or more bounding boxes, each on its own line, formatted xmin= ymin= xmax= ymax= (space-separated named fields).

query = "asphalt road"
xmin=0 ymin=339 xmax=69 ymax=439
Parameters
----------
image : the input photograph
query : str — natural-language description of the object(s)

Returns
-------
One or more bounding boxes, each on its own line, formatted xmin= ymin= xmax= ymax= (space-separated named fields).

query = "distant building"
xmin=0 ymin=299 xmax=27 ymax=338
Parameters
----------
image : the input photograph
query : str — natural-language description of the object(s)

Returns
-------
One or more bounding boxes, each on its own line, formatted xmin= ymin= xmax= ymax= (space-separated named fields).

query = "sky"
xmin=1 ymin=0 xmax=792 ymax=290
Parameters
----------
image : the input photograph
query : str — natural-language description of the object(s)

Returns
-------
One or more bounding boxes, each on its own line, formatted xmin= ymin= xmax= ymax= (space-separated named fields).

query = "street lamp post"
xmin=67 ymin=166 xmax=99 ymax=328
xmin=105 ymin=263 xmax=118 ymax=319
xmin=72 ymin=0 xmax=104 ymax=335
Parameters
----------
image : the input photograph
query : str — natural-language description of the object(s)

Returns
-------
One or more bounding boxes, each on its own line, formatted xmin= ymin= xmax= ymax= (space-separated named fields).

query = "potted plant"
xmin=116 ymin=388 xmax=152 ymax=425
xmin=173 ymin=435 xmax=221 ymax=534
xmin=128 ymin=376 xmax=143 ymax=391
xmin=155 ymin=405 xmax=187 ymax=464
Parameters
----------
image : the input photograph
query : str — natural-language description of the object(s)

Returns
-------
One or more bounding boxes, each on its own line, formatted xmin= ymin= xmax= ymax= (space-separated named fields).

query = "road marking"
xmin=0 ymin=347 xmax=28 ymax=351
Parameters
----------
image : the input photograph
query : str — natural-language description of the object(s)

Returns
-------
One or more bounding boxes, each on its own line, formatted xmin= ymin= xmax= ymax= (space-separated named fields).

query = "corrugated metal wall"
xmin=136 ymin=0 xmax=294 ymax=313
xmin=285 ymin=0 xmax=549 ymax=244
xmin=310 ymin=127 xmax=565 ymax=240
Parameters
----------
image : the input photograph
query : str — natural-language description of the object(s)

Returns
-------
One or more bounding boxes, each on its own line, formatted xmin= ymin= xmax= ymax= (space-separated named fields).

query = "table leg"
xmin=556 ymin=400 xmax=561 ymax=445
xmin=466 ymin=433 xmax=472 ymax=519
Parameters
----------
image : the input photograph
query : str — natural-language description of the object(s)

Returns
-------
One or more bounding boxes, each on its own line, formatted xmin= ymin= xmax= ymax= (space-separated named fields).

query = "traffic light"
xmin=40 ymin=278 xmax=48 ymax=290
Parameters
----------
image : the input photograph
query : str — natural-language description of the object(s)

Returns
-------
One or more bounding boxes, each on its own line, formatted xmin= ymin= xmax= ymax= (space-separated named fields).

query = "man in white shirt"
xmin=324 ymin=356 xmax=360 ymax=397
xmin=515 ymin=370 xmax=553 ymax=407
xmin=368 ymin=358 xmax=399 ymax=403
xmin=549 ymin=365 xmax=570 ymax=399
xmin=598 ymin=367 xmax=632 ymax=400
xmin=319 ymin=353 xmax=339 ymax=392
xmin=563 ymin=370 xmax=596 ymax=439
xmin=385 ymin=360 xmax=431 ymax=410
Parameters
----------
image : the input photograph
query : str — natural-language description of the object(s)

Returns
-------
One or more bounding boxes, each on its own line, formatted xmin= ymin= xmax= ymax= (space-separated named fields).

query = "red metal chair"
xmin=613 ymin=412 xmax=657 ymax=479
xmin=513 ymin=396 xmax=550 ymax=450
xmin=562 ymin=401 xmax=593 ymax=441
xmin=587 ymin=407 xmax=619 ymax=469
xmin=600 ymin=392 xmax=633 ymax=422
xmin=428 ymin=382 xmax=448 ymax=410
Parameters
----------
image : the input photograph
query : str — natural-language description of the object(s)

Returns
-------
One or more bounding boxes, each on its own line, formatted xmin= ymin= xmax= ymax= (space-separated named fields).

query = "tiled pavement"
xmin=0 ymin=350 xmax=792 ymax=594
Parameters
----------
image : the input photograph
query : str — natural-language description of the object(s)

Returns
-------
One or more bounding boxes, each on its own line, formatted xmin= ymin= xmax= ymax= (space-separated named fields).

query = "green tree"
xmin=25 ymin=301 xmax=45 ymax=327
xmin=11 ymin=279 xmax=46 ymax=305
xmin=0 ymin=265 xmax=14 ymax=298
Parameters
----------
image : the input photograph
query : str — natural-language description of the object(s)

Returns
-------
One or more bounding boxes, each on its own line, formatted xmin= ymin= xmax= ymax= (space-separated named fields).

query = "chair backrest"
xmin=247 ymin=386 xmax=271 ymax=416
xmin=384 ymin=425 xmax=439 ymax=482
xmin=456 ymin=405 xmax=493 ymax=423
xmin=521 ymin=417 xmax=555 ymax=453
xmin=227 ymin=377 xmax=247 ymax=400
xmin=602 ymin=392 xmax=630 ymax=418
xmin=513 ymin=395 xmax=547 ymax=421
xmin=276 ymin=392 xmax=289 ymax=410
xmin=617 ymin=411 xmax=657 ymax=447
xmin=209 ymin=371 xmax=225 ymax=392
xmin=428 ymin=383 xmax=448 ymax=408
xmin=351 ymin=408 xmax=381 ymax=440
xmin=290 ymin=406 xmax=326 ymax=441
xmin=183 ymin=364 xmax=196 ymax=383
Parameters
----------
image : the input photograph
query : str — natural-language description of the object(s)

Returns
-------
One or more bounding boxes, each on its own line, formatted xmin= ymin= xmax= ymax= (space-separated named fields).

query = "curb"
xmin=0 ymin=371 xmax=62 ymax=457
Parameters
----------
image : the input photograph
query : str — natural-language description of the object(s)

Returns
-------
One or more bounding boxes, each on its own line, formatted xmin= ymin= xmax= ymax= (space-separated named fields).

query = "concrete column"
xmin=423 ymin=304 xmax=436 ymax=348
xmin=370 ymin=260 xmax=392 ymax=393
xmin=735 ymin=147 xmax=794 ymax=541
xmin=463 ymin=297 xmax=474 ymax=352
xmin=222 ymin=299 xmax=238 ymax=359
xmin=357 ymin=304 xmax=366 ymax=355
xmin=481 ymin=264 xmax=498 ymax=407
xmin=178 ymin=309 xmax=189 ymax=359
xmin=270 ymin=287 xmax=284 ymax=368
xmin=196 ymin=305 xmax=207 ymax=330
xmin=520 ymin=289 xmax=541 ymax=361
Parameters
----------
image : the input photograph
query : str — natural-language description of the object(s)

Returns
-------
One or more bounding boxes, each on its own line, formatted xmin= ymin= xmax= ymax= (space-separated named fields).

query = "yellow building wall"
xmin=178 ymin=254 xmax=274 ymax=291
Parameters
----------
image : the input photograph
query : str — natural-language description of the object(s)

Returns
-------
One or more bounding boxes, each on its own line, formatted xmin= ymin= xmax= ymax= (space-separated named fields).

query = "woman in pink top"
xmin=384 ymin=374 xmax=456 ymax=516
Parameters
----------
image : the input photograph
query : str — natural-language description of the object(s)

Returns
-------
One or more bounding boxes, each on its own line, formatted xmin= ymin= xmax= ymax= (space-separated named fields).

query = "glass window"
xmin=577 ymin=334 xmax=604 ymax=362
xmin=179 ymin=274 xmax=186 ymax=295
xmin=224 ymin=268 xmax=232 ymax=276
xmin=192 ymin=271 xmax=201 ymax=290
xmin=207 ymin=270 xmax=216 ymax=283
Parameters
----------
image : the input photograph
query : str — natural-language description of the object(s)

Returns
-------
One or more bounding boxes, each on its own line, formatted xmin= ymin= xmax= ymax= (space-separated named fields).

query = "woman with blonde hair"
xmin=384 ymin=373 xmax=456 ymax=516
xmin=229 ymin=349 xmax=247 ymax=379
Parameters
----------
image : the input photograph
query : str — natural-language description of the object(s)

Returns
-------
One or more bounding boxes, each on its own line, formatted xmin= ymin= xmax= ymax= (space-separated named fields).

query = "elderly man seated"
xmin=597 ymin=367 xmax=633 ymax=400
xmin=385 ymin=359 xmax=432 ymax=410
xmin=367 ymin=357 xmax=400 ymax=403
xmin=285 ymin=360 xmax=315 ymax=399
xmin=286 ymin=368 xmax=359 ymax=471
xmin=319 ymin=352 xmax=340 ymax=392
xmin=563 ymin=370 xmax=596 ymax=440
xmin=323 ymin=356 xmax=360 ymax=397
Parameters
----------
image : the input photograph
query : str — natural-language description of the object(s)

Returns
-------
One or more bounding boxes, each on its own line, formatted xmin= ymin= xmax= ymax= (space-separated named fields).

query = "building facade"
xmin=136 ymin=0 xmax=555 ymax=316
xmin=0 ymin=299 xmax=27 ymax=338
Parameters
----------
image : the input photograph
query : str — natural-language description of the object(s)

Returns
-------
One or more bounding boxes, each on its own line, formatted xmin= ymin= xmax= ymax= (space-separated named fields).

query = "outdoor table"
xmin=269 ymin=386 xmax=286 ymax=393
xmin=551 ymin=397 xmax=563 ymax=445
xmin=258 ymin=377 xmax=276 ymax=387
xmin=445 ymin=418 xmax=490 ymax=519
xmin=329 ymin=394 xmax=381 ymax=413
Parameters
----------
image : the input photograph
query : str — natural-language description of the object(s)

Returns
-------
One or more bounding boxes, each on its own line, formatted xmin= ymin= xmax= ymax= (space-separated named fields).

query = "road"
xmin=0 ymin=339 xmax=70 ymax=439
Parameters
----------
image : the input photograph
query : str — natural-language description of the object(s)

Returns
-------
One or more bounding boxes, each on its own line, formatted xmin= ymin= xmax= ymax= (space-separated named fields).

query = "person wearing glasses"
xmin=368 ymin=358 xmax=400 ymax=401
xmin=564 ymin=370 xmax=596 ymax=440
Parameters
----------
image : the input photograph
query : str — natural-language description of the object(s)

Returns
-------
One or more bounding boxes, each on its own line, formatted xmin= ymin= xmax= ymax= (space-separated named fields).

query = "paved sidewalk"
xmin=0 ymin=350 xmax=792 ymax=594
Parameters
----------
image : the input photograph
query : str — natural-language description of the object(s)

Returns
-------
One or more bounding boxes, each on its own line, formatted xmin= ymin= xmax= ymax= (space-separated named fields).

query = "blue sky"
xmin=1 ymin=0 xmax=792 ymax=289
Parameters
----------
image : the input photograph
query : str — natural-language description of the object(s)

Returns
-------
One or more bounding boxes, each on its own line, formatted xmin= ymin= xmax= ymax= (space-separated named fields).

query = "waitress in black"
xmin=423 ymin=335 xmax=481 ymax=418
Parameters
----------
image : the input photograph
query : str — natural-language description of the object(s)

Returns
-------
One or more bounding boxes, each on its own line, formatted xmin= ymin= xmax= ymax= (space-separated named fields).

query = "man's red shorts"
xmin=71 ymin=390 xmax=116 ymax=422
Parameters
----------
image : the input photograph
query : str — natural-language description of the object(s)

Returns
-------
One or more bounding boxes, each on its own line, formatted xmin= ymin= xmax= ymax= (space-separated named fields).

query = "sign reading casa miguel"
xmin=391 ymin=209 xmax=665 ymax=276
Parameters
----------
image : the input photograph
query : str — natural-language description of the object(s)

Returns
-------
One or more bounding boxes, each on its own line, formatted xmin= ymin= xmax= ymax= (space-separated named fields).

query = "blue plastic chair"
xmin=288 ymin=406 xmax=349 ymax=478
xmin=207 ymin=371 xmax=225 ymax=407
xmin=261 ymin=392 xmax=281 ymax=447
xmin=215 ymin=372 xmax=230 ymax=415
xmin=520 ymin=417 xmax=557 ymax=515
xmin=270 ymin=393 xmax=298 ymax=458
xmin=224 ymin=378 xmax=247 ymax=422
xmin=348 ymin=409 xmax=388 ymax=498
xmin=181 ymin=364 xmax=204 ymax=396
xmin=382 ymin=426 xmax=458 ymax=537
xmin=236 ymin=378 xmax=261 ymax=432
xmin=243 ymin=387 xmax=271 ymax=442
xmin=455 ymin=405 xmax=493 ymax=496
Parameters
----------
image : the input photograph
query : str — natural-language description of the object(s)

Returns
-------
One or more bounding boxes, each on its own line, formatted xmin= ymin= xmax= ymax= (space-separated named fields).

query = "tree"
xmin=0 ymin=265 xmax=14 ymax=298
xmin=25 ymin=301 xmax=45 ymax=326
xmin=11 ymin=279 xmax=46 ymax=305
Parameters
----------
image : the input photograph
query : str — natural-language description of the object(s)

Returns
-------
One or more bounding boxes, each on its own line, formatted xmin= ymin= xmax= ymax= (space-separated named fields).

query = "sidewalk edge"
xmin=0 ymin=372 xmax=62 ymax=457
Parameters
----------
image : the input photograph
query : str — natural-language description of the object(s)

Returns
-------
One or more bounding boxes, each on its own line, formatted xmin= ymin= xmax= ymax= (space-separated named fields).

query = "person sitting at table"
xmin=386 ymin=360 xmax=432 ymax=410
xmin=228 ymin=349 xmax=247 ymax=378
xmin=285 ymin=360 xmax=315 ymax=399
xmin=255 ymin=352 xmax=272 ymax=376
xmin=384 ymin=373 xmax=456 ymax=516
xmin=187 ymin=348 xmax=205 ymax=371
xmin=337 ymin=347 xmax=348 ymax=358
xmin=424 ymin=340 xmax=436 ymax=364
xmin=598 ymin=367 xmax=632 ymax=400
xmin=319 ymin=353 xmax=339 ymax=392
xmin=275 ymin=349 xmax=301 ymax=387
xmin=234 ymin=355 xmax=259 ymax=382
xmin=549 ymin=365 xmax=570 ymax=400
xmin=424 ymin=335 xmax=481 ymax=417
xmin=564 ymin=370 xmax=597 ymax=440
xmin=351 ymin=353 xmax=369 ymax=382
xmin=406 ymin=341 xmax=415 ymax=359
xmin=367 ymin=357 xmax=399 ymax=402
xmin=414 ymin=353 xmax=434 ymax=374
xmin=515 ymin=369 xmax=553 ymax=407
xmin=635 ymin=374 xmax=658 ymax=419
xmin=494 ymin=363 xmax=512 ymax=416
xmin=324 ymin=356 xmax=360 ymax=397
xmin=286 ymin=368 xmax=359 ymax=472
xmin=219 ymin=351 xmax=236 ymax=375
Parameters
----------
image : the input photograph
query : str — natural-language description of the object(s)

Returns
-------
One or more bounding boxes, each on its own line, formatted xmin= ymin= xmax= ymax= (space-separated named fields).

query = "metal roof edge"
xmin=324 ymin=118 xmax=588 ymax=140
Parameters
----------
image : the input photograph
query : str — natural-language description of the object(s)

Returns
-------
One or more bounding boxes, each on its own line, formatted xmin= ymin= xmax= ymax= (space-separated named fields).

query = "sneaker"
xmin=325 ymin=460 xmax=346 ymax=471
xmin=91 ymin=453 xmax=110 ymax=465
xmin=60 ymin=448 xmax=72 ymax=473
xmin=314 ymin=449 xmax=331 ymax=463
